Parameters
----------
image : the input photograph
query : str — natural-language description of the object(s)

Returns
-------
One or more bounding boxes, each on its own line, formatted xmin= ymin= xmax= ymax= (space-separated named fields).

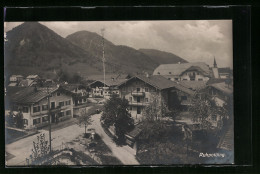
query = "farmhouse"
xmin=117 ymin=75 xmax=195 ymax=122
xmin=6 ymin=86 xmax=74 ymax=129
xmin=153 ymin=62 xmax=211 ymax=82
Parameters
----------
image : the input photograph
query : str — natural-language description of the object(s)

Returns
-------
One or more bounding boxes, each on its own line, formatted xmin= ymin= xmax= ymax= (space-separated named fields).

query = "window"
xmin=83 ymin=99 xmax=87 ymax=103
xmin=42 ymin=105 xmax=48 ymax=111
xmin=137 ymin=97 xmax=141 ymax=102
xmin=57 ymin=92 xmax=60 ymax=96
xmin=175 ymin=78 xmax=179 ymax=81
xmin=198 ymin=78 xmax=203 ymax=81
xmin=183 ymin=79 xmax=187 ymax=81
xmin=58 ymin=112 xmax=65 ymax=117
xmin=75 ymin=88 xmax=78 ymax=92
xmin=59 ymin=101 xmax=64 ymax=107
xmin=42 ymin=116 xmax=49 ymax=122
xmin=33 ymin=106 xmax=40 ymax=113
xmin=65 ymin=100 xmax=71 ymax=105
xmin=197 ymin=72 xmax=200 ymax=75
xmin=129 ymin=97 xmax=132 ymax=102
xmin=169 ymin=72 xmax=172 ymax=74
xmin=157 ymin=72 xmax=160 ymax=75
xmin=66 ymin=110 xmax=71 ymax=116
xmin=51 ymin=102 xmax=55 ymax=109
xmin=79 ymin=99 xmax=82 ymax=104
xmin=137 ymin=88 xmax=140 ymax=92
xmin=145 ymin=88 xmax=149 ymax=92
xmin=181 ymin=96 xmax=187 ymax=100
xmin=168 ymin=78 xmax=171 ymax=80
xmin=23 ymin=107 xmax=29 ymax=113
xmin=129 ymin=106 xmax=132 ymax=111
xmin=23 ymin=119 xmax=28 ymax=125
xmin=33 ymin=118 xmax=41 ymax=125
xmin=145 ymin=98 xmax=149 ymax=102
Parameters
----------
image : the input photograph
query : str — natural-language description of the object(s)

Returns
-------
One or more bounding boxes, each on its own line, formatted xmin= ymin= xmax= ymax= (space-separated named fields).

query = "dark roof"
xmin=207 ymin=78 xmax=226 ymax=85
xmin=8 ymin=86 xmax=73 ymax=104
xmin=61 ymin=84 xmax=87 ymax=91
xmin=209 ymin=82 xmax=233 ymax=95
xmin=89 ymin=78 xmax=128 ymax=87
xmin=179 ymin=81 xmax=207 ymax=91
xmin=118 ymin=75 xmax=195 ymax=95
xmin=126 ymin=123 xmax=144 ymax=139
xmin=153 ymin=62 xmax=210 ymax=76
xmin=218 ymin=67 xmax=232 ymax=74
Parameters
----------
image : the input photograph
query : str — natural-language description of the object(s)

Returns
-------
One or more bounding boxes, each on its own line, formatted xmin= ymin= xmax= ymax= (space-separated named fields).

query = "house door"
xmin=137 ymin=107 xmax=141 ymax=114
xmin=51 ymin=113 xmax=56 ymax=123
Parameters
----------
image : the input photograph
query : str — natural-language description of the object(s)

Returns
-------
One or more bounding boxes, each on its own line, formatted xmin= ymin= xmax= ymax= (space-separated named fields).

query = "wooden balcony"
xmin=131 ymin=92 xmax=145 ymax=97
xmin=129 ymin=101 xmax=148 ymax=106
xmin=50 ymin=106 xmax=61 ymax=113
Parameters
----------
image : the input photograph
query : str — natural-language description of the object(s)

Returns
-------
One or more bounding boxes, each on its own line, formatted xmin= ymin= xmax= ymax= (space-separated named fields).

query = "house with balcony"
xmin=61 ymin=84 xmax=89 ymax=117
xmin=6 ymin=86 xmax=74 ymax=129
xmin=153 ymin=62 xmax=211 ymax=82
xmin=117 ymin=75 xmax=195 ymax=123
xmin=88 ymin=77 xmax=128 ymax=99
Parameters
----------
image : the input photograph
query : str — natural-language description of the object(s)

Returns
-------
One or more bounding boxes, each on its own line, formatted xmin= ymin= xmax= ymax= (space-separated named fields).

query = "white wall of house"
xmin=180 ymin=71 xmax=209 ymax=81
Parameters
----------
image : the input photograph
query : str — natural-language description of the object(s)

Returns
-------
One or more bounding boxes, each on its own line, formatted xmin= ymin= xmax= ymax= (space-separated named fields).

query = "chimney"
xmin=145 ymin=72 xmax=149 ymax=78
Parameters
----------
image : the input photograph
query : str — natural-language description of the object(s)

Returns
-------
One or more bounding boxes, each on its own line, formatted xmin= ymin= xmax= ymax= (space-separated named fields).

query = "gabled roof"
xmin=180 ymin=66 xmax=210 ymax=76
xmin=118 ymin=75 xmax=195 ymax=95
xmin=26 ymin=75 xmax=39 ymax=79
xmin=10 ymin=75 xmax=24 ymax=78
xmin=179 ymin=81 xmax=207 ymax=91
xmin=209 ymin=82 xmax=233 ymax=96
xmin=153 ymin=62 xmax=210 ymax=76
xmin=61 ymin=84 xmax=87 ymax=91
xmin=18 ymin=79 xmax=35 ymax=87
xmin=218 ymin=67 xmax=232 ymax=74
xmin=87 ymin=73 xmax=130 ymax=81
xmin=8 ymin=86 xmax=73 ymax=104
xmin=89 ymin=79 xmax=128 ymax=87
xmin=8 ymin=83 xmax=18 ymax=87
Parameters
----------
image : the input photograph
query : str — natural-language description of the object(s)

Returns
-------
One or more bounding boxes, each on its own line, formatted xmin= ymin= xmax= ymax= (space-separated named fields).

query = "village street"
xmin=88 ymin=113 xmax=139 ymax=165
xmin=6 ymin=111 xmax=139 ymax=166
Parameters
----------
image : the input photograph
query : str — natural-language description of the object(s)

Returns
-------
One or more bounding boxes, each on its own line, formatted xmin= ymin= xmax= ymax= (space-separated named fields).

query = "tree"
xmin=77 ymin=107 xmax=96 ymax=136
xmin=142 ymin=94 xmax=168 ymax=122
xmin=140 ymin=94 xmax=170 ymax=141
xmin=101 ymin=94 xmax=134 ymax=144
xmin=188 ymin=93 xmax=228 ymax=131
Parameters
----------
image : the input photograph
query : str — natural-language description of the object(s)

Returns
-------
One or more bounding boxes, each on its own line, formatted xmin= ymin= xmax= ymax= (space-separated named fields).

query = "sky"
xmin=4 ymin=20 xmax=233 ymax=68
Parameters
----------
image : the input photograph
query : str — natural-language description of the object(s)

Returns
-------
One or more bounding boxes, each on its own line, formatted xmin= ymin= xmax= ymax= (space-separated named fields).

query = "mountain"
xmin=139 ymin=49 xmax=188 ymax=64
xmin=4 ymin=22 xmax=102 ymax=78
xmin=5 ymin=23 xmax=188 ymax=80
xmin=66 ymin=31 xmax=160 ymax=76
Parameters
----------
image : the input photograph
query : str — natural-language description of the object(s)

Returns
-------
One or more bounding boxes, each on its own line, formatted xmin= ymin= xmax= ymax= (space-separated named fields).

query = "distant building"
xmin=26 ymin=75 xmax=39 ymax=81
xmin=207 ymin=82 xmax=233 ymax=107
xmin=6 ymin=86 xmax=74 ymax=129
xmin=117 ymin=75 xmax=195 ymax=123
xmin=9 ymin=75 xmax=24 ymax=83
xmin=61 ymin=84 xmax=89 ymax=117
xmin=153 ymin=62 xmax=211 ymax=81
xmin=18 ymin=79 xmax=37 ymax=87
xmin=88 ymin=74 xmax=130 ymax=99
xmin=212 ymin=57 xmax=220 ymax=78
xmin=218 ymin=67 xmax=233 ymax=79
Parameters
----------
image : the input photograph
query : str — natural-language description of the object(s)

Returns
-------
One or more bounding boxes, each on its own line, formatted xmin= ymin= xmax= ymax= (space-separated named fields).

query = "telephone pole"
xmin=47 ymin=86 xmax=52 ymax=152
xmin=101 ymin=28 xmax=106 ymax=88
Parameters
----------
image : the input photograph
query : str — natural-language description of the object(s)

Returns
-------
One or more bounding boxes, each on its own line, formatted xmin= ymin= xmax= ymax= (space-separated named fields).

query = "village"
xmin=5 ymin=57 xmax=234 ymax=165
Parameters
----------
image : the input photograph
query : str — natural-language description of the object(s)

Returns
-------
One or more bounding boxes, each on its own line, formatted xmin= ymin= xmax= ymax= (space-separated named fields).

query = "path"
xmin=6 ymin=124 xmax=85 ymax=166
xmin=88 ymin=113 xmax=139 ymax=165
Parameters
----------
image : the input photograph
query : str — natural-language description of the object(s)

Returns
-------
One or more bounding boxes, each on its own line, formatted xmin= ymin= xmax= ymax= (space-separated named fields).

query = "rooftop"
xmin=209 ymin=82 xmax=233 ymax=95
xmin=153 ymin=62 xmax=210 ymax=76
xmin=8 ymin=86 xmax=73 ymax=104
xmin=179 ymin=81 xmax=207 ymax=91
xmin=118 ymin=75 xmax=195 ymax=95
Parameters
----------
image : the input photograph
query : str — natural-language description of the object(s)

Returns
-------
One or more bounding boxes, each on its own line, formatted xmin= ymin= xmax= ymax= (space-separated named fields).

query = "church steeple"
xmin=213 ymin=56 xmax=217 ymax=68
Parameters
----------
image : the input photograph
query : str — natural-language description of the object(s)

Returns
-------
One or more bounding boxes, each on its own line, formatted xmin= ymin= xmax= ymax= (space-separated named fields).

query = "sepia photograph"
xmin=4 ymin=20 xmax=234 ymax=166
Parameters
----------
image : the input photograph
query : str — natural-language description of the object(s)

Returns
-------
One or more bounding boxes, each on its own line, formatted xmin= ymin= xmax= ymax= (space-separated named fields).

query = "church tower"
xmin=212 ymin=56 xmax=220 ymax=78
